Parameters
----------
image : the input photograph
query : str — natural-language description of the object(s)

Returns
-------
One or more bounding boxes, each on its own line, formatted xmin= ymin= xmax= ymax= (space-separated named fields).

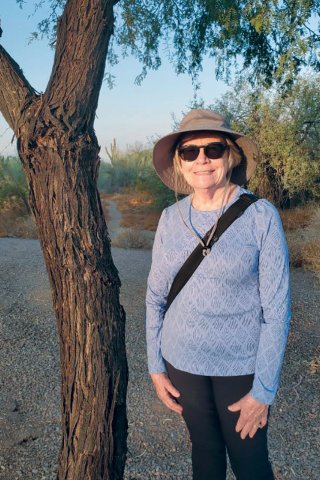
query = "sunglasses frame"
xmin=178 ymin=141 xmax=229 ymax=162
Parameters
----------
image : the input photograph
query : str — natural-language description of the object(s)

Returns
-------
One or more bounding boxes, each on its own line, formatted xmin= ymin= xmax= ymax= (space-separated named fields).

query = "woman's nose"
xmin=196 ymin=147 xmax=210 ymax=164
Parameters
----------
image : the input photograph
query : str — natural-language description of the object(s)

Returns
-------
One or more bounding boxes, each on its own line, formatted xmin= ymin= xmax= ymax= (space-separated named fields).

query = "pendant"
xmin=202 ymin=247 xmax=211 ymax=256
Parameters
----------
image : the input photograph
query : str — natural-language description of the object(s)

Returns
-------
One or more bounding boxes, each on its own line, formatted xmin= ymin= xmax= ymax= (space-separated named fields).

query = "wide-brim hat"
xmin=153 ymin=109 xmax=260 ymax=194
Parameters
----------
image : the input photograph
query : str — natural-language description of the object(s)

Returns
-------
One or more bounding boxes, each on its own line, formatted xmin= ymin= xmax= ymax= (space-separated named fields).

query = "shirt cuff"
xmin=148 ymin=356 xmax=167 ymax=375
xmin=250 ymin=378 xmax=277 ymax=405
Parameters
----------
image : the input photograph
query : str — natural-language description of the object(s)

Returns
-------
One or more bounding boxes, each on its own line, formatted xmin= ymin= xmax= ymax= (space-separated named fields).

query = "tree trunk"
xmin=19 ymin=132 xmax=128 ymax=479
xmin=0 ymin=0 xmax=128 ymax=478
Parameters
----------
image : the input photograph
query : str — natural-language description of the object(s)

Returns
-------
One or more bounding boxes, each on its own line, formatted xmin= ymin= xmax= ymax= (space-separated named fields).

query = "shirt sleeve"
xmin=146 ymin=208 xmax=171 ymax=374
xmin=250 ymin=200 xmax=291 ymax=404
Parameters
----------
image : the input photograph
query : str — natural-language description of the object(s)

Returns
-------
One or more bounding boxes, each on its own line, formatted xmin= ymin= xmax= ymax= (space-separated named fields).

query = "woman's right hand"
xmin=150 ymin=372 xmax=183 ymax=414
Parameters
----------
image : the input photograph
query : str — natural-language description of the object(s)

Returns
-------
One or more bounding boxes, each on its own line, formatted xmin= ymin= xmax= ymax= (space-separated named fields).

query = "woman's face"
xmin=178 ymin=134 xmax=229 ymax=193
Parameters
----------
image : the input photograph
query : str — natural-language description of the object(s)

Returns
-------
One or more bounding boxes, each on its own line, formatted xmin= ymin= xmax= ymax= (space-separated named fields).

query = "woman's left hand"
xmin=227 ymin=393 xmax=269 ymax=440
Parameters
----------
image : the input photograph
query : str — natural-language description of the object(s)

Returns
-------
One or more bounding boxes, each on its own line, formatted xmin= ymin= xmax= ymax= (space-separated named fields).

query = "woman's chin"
xmin=190 ymin=179 xmax=227 ymax=192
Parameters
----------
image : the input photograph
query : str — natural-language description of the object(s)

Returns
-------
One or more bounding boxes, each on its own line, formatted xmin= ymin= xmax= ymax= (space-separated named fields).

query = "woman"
xmin=146 ymin=109 xmax=290 ymax=480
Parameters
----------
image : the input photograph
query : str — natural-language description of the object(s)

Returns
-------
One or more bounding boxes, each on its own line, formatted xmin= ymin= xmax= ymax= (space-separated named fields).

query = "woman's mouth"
xmin=194 ymin=170 xmax=214 ymax=175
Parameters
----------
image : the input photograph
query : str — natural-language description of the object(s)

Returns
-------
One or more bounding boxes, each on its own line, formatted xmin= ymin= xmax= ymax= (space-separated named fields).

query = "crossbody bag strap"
xmin=164 ymin=193 xmax=259 ymax=314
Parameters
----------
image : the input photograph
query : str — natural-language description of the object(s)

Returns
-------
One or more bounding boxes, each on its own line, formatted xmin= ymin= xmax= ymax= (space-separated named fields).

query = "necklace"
xmin=188 ymin=203 xmax=218 ymax=256
xmin=176 ymin=182 xmax=232 ymax=256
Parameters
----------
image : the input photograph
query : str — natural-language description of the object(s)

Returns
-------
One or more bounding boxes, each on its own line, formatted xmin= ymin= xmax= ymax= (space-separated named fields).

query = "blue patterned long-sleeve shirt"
xmin=146 ymin=186 xmax=291 ymax=404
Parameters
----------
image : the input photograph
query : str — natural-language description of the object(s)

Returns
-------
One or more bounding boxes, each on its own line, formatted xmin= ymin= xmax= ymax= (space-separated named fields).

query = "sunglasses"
xmin=178 ymin=142 xmax=228 ymax=162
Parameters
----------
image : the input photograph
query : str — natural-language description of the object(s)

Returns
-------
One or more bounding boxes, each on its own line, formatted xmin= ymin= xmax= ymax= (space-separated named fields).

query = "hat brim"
xmin=153 ymin=127 xmax=259 ymax=194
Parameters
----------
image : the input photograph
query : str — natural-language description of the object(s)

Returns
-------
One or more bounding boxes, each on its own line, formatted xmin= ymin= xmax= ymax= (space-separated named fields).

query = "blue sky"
xmin=0 ymin=1 xmax=229 ymax=160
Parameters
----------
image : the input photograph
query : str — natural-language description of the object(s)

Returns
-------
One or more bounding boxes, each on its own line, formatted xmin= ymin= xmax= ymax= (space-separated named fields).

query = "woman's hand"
xmin=150 ymin=372 xmax=183 ymax=414
xmin=228 ymin=393 xmax=269 ymax=439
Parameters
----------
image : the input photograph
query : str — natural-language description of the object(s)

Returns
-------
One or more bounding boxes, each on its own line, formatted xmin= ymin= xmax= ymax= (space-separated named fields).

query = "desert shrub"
xmin=108 ymin=192 xmax=160 ymax=231
xmin=0 ymin=199 xmax=37 ymax=238
xmin=301 ymin=241 xmax=320 ymax=273
xmin=112 ymin=228 xmax=152 ymax=249
xmin=98 ymin=160 xmax=140 ymax=193
xmin=285 ymin=206 xmax=320 ymax=276
xmin=98 ymin=141 xmax=153 ymax=193
xmin=98 ymin=141 xmax=178 ymax=210
xmin=213 ymin=75 xmax=320 ymax=207
xmin=0 ymin=158 xmax=36 ymax=238
xmin=279 ymin=205 xmax=315 ymax=231
xmin=0 ymin=156 xmax=30 ymax=213
xmin=135 ymin=168 xmax=177 ymax=210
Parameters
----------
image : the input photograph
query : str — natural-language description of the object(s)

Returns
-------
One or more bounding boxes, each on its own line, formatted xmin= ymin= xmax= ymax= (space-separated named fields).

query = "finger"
xmin=152 ymin=374 xmax=180 ymax=399
xmin=155 ymin=384 xmax=182 ymax=412
xmin=236 ymin=413 xmax=258 ymax=438
xmin=235 ymin=413 xmax=248 ymax=433
xmin=161 ymin=392 xmax=183 ymax=414
xmin=240 ymin=421 xmax=255 ymax=440
xmin=259 ymin=417 xmax=268 ymax=429
xmin=228 ymin=401 xmax=241 ymax=412
xmin=248 ymin=424 xmax=259 ymax=439
xmin=163 ymin=379 xmax=181 ymax=398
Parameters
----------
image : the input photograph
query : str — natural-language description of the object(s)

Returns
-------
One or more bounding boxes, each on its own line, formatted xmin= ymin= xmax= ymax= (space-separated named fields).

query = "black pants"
xmin=165 ymin=361 xmax=275 ymax=480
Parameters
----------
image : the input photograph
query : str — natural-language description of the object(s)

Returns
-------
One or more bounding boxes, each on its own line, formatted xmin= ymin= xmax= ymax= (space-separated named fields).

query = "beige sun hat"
xmin=153 ymin=109 xmax=260 ymax=194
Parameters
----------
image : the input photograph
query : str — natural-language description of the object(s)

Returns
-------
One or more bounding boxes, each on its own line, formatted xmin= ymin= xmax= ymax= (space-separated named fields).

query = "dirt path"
xmin=103 ymin=198 xmax=125 ymax=239
xmin=101 ymin=196 xmax=155 ymax=247
xmin=0 ymin=238 xmax=319 ymax=479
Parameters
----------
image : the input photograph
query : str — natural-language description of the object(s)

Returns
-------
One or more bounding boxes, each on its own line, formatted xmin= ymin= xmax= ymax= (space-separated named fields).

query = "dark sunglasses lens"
xmin=179 ymin=142 xmax=228 ymax=161
xmin=179 ymin=147 xmax=199 ymax=161
xmin=205 ymin=143 xmax=227 ymax=159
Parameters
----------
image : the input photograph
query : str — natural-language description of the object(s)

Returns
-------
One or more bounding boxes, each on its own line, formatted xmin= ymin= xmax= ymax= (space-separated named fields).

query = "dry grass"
xmin=0 ymin=200 xmax=38 ymax=239
xmin=285 ymin=207 xmax=320 ymax=276
xmin=279 ymin=204 xmax=314 ymax=231
xmin=112 ymin=228 xmax=152 ymax=249
xmin=301 ymin=241 xmax=320 ymax=272
xmin=108 ymin=191 xmax=161 ymax=231
xmin=308 ymin=349 xmax=320 ymax=376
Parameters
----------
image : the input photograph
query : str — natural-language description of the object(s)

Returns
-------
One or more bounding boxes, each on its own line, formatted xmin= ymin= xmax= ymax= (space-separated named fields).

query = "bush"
xmin=135 ymin=168 xmax=177 ymax=210
xmin=284 ymin=206 xmax=320 ymax=277
xmin=98 ymin=141 xmax=153 ymax=194
xmin=0 ymin=156 xmax=30 ymax=213
xmin=213 ymin=75 xmax=320 ymax=207
xmin=279 ymin=205 xmax=315 ymax=231
xmin=98 ymin=161 xmax=140 ymax=193
xmin=112 ymin=228 xmax=152 ymax=249
xmin=0 ymin=199 xmax=37 ymax=238
xmin=98 ymin=143 xmax=178 ymax=211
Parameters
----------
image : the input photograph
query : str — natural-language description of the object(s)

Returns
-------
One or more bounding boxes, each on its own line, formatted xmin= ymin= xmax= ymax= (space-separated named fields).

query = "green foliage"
xmin=0 ymin=156 xmax=30 ymax=213
xmin=16 ymin=0 xmax=64 ymax=44
xmin=98 ymin=161 xmax=139 ymax=193
xmin=18 ymin=0 xmax=320 ymax=88
xmin=135 ymin=168 xmax=177 ymax=210
xmin=212 ymin=74 xmax=320 ymax=206
xmin=98 ymin=143 xmax=153 ymax=193
xmin=113 ymin=0 xmax=320 ymax=88
xmin=97 ymin=143 xmax=176 ymax=209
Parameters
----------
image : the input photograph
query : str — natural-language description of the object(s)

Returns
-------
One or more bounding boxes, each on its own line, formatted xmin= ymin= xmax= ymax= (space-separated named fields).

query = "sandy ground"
xmin=0 ymin=234 xmax=319 ymax=479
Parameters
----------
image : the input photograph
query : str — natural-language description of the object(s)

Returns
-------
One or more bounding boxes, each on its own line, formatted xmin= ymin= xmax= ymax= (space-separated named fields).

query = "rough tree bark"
xmin=0 ymin=1 xmax=128 ymax=479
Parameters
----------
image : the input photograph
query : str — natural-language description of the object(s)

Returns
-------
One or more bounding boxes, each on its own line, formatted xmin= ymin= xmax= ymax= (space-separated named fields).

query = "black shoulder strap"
xmin=164 ymin=193 xmax=259 ymax=314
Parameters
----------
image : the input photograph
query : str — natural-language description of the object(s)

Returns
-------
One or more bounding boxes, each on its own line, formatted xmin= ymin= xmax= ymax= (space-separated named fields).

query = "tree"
xmin=1 ymin=1 xmax=319 ymax=479
xmin=1 ymin=2 xmax=128 ymax=479
xmin=214 ymin=75 xmax=320 ymax=206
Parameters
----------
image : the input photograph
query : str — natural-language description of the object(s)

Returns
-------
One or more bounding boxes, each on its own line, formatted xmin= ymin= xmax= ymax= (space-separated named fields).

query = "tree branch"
xmin=43 ymin=0 xmax=116 ymax=134
xmin=0 ymin=45 xmax=36 ymax=134
xmin=303 ymin=22 xmax=320 ymax=40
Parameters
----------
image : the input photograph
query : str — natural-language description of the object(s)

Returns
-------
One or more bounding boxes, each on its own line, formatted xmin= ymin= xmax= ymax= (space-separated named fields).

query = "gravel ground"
xmin=0 ymin=237 xmax=319 ymax=480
